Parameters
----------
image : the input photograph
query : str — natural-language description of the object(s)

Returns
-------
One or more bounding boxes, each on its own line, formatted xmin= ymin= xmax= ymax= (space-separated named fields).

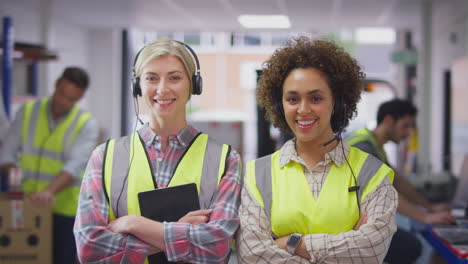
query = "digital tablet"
xmin=138 ymin=183 xmax=200 ymax=222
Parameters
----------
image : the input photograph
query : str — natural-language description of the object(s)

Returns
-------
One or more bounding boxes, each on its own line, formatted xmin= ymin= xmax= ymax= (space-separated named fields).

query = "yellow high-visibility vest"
xmin=246 ymin=147 xmax=393 ymax=237
xmin=103 ymin=132 xmax=231 ymax=264
xmin=346 ymin=128 xmax=388 ymax=163
xmin=20 ymin=97 xmax=91 ymax=217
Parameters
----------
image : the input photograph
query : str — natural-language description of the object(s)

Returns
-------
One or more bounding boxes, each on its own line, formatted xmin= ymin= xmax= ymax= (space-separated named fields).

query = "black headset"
xmin=116 ymin=40 xmax=202 ymax=217
xmin=323 ymin=94 xmax=361 ymax=216
xmin=333 ymin=95 xmax=362 ymax=216
xmin=131 ymin=40 xmax=203 ymax=98
xmin=332 ymin=95 xmax=347 ymax=135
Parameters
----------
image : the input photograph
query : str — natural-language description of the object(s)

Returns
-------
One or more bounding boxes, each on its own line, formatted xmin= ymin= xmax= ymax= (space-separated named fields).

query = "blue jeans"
xmin=53 ymin=214 xmax=77 ymax=264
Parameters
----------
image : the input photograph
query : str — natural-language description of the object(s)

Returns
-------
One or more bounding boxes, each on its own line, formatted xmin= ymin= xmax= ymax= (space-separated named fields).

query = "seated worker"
xmin=73 ymin=39 xmax=242 ymax=263
xmin=237 ymin=36 xmax=397 ymax=263
xmin=0 ymin=67 xmax=99 ymax=264
xmin=347 ymin=98 xmax=455 ymax=264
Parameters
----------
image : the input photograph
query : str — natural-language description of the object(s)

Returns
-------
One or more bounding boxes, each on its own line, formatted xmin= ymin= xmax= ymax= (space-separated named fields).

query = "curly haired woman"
xmin=237 ymin=37 xmax=397 ymax=264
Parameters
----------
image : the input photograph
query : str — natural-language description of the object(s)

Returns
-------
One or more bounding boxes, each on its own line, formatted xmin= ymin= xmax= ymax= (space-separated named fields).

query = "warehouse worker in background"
xmin=346 ymin=98 xmax=454 ymax=264
xmin=0 ymin=67 xmax=99 ymax=264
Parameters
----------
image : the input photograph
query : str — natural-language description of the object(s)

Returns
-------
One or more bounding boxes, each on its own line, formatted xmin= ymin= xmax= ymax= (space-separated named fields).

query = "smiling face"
xmin=140 ymin=55 xmax=191 ymax=127
xmin=282 ymin=68 xmax=335 ymax=145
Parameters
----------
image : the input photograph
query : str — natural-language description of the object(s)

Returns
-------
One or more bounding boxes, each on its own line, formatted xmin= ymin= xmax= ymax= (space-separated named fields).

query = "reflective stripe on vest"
xmin=19 ymin=97 xmax=91 ymax=216
xmin=103 ymin=132 xmax=230 ymax=220
xmin=346 ymin=128 xmax=388 ymax=163
xmin=246 ymin=147 xmax=393 ymax=238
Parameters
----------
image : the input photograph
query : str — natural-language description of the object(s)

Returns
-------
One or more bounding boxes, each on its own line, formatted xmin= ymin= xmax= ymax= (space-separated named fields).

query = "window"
xmin=184 ymin=33 xmax=201 ymax=46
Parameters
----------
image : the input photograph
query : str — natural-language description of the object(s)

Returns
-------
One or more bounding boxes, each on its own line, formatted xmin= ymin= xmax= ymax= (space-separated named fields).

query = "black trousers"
xmin=53 ymin=214 xmax=77 ymax=264
xmin=384 ymin=228 xmax=422 ymax=264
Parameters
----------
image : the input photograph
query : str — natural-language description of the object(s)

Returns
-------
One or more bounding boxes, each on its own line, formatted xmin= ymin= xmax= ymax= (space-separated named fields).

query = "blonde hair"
xmin=134 ymin=38 xmax=196 ymax=94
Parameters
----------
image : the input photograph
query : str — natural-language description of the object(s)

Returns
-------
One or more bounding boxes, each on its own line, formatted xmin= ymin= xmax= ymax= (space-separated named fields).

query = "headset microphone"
xmin=323 ymin=135 xmax=338 ymax=147
xmin=137 ymin=117 xmax=144 ymax=125
xmin=348 ymin=186 xmax=360 ymax=192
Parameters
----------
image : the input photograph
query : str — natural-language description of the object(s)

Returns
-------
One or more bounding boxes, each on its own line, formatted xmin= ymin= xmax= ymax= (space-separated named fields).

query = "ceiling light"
xmin=238 ymin=15 xmax=291 ymax=29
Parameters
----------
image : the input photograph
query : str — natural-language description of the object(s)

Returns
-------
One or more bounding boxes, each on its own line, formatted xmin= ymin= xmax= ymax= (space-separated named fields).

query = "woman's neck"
xmin=295 ymin=135 xmax=338 ymax=169
xmin=150 ymin=117 xmax=187 ymax=151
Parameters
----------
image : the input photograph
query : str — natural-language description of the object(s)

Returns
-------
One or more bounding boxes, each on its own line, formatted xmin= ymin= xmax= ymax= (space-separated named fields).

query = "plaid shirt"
xmin=74 ymin=124 xmax=242 ymax=263
xmin=237 ymin=139 xmax=397 ymax=263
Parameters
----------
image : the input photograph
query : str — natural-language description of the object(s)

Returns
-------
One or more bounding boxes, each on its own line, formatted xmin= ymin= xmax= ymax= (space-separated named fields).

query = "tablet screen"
xmin=138 ymin=183 xmax=200 ymax=222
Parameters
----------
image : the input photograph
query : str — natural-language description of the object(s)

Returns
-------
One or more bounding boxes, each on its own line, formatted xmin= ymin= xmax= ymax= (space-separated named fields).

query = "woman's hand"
xmin=108 ymin=214 xmax=141 ymax=234
xmin=178 ymin=209 xmax=212 ymax=226
xmin=273 ymin=235 xmax=288 ymax=250
xmin=354 ymin=214 xmax=368 ymax=230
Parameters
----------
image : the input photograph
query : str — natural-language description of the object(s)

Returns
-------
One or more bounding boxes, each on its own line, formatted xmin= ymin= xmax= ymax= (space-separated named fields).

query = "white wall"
xmin=430 ymin=0 xmax=468 ymax=173
xmin=46 ymin=18 xmax=91 ymax=98
xmin=1 ymin=0 xmax=123 ymax=144
xmin=354 ymin=44 xmax=396 ymax=82
xmin=0 ymin=0 xmax=44 ymax=44
xmin=3 ymin=0 xmax=468 ymax=177
xmin=87 ymin=29 xmax=123 ymax=142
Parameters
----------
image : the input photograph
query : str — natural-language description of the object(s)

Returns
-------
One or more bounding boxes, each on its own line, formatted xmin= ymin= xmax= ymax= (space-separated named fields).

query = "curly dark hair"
xmin=257 ymin=36 xmax=365 ymax=134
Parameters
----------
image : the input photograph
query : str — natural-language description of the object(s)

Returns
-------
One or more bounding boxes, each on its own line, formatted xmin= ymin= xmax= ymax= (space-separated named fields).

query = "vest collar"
xmin=279 ymin=139 xmax=349 ymax=169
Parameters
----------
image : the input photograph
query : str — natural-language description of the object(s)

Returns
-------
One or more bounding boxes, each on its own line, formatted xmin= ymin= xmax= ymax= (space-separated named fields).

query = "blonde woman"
xmin=74 ymin=39 xmax=242 ymax=263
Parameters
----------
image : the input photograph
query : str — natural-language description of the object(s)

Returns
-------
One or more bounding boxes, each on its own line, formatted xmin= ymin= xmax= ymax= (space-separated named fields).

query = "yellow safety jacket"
xmin=346 ymin=128 xmax=388 ymax=163
xmin=20 ymin=97 xmax=91 ymax=217
xmin=103 ymin=132 xmax=230 ymax=264
xmin=246 ymin=147 xmax=393 ymax=238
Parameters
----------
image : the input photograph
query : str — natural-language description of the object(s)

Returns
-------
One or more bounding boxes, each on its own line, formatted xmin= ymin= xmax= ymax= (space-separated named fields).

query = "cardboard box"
xmin=0 ymin=194 xmax=51 ymax=264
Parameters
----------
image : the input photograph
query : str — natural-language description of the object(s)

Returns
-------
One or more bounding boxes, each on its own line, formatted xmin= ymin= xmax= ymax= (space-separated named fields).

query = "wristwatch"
xmin=286 ymin=233 xmax=302 ymax=254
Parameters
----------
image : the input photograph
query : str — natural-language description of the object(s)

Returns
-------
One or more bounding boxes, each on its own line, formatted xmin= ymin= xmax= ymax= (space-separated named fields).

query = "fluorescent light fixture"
xmin=238 ymin=15 xmax=291 ymax=29
xmin=356 ymin=27 xmax=396 ymax=44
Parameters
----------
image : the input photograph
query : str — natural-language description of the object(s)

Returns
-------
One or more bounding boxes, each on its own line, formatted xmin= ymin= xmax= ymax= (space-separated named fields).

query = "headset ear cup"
xmin=332 ymin=97 xmax=343 ymax=134
xmin=341 ymin=103 xmax=348 ymax=133
xmin=132 ymin=77 xmax=141 ymax=97
xmin=332 ymin=96 xmax=348 ymax=134
xmin=192 ymin=75 xmax=203 ymax=95
xmin=274 ymin=102 xmax=284 ymax=117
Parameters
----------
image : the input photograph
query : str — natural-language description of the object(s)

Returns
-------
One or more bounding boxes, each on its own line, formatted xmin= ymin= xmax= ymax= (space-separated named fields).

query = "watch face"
xmin=287 ymin=234 xmax=301 ymax=246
